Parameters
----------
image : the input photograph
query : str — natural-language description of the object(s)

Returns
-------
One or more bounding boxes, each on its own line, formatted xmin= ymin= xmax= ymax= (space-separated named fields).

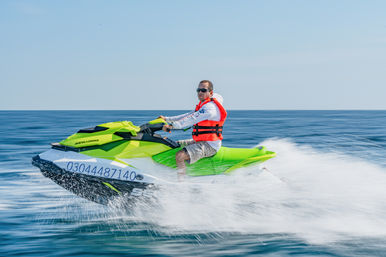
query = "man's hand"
xmin=162 ymin=124 xmax=172 ymax=132
xmin=158 ymin=115 xmax=166 ymax=120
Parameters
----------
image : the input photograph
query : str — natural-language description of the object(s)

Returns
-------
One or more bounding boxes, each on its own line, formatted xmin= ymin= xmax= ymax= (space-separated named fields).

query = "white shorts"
xmin=178 ymin=139 xmax=217 ymax=164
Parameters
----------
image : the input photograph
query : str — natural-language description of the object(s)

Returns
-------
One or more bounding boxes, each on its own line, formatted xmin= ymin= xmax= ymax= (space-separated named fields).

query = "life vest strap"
xmin=192 ymin=124 xmax=222 ymax=136
xmin=193 ymin=125 xmax=223 ymax=129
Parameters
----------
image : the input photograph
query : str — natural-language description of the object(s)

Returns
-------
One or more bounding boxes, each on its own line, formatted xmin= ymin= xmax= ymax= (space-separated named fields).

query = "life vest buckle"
xmin=215 ymin=124 xmax=220 ymax=136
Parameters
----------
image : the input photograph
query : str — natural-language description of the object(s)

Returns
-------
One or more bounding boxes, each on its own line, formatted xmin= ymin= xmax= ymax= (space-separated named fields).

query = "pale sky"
xmin=1 ymin=0 xmax=386 ymax=110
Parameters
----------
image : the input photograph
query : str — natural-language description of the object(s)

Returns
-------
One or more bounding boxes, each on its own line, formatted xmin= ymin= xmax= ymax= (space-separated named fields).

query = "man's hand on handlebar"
xmin=158 ymin=115 xmax=166 ymax=120
xmin=162 ymin=124 xmax=172 ymax=132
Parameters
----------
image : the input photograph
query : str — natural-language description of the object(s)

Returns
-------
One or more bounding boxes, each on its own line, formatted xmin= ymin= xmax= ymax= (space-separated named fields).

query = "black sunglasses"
xmin=196 ymin=88 xmax=210 ymax=93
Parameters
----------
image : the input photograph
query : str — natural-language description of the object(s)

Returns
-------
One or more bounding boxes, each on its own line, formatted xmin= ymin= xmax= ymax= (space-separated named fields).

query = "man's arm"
xmin=161 ymin=111 xmax=194 ymax=123
xmin=170 ymin=104 xmax=218 ymax=129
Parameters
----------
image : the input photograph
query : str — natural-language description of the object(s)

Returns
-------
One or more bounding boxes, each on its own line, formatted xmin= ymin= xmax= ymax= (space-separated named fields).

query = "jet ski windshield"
xmin=55 ymin=119 xmax=178 ymax=151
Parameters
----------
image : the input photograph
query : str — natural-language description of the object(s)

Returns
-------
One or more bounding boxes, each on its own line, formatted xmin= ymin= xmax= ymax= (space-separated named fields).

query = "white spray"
xmin=127 ymin=139 xmax=386 ymax=244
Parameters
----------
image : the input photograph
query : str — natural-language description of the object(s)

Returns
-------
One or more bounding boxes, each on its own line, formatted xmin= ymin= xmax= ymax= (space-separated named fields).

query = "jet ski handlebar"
xmin=139 ymin=118 xmax=168 ymax=134
xmin=140 ymin=118 xmax=190 ymax=135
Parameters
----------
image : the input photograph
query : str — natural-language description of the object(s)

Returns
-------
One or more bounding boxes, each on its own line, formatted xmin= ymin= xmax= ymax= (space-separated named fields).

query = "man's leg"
xmin=175 ymin=148 xmax=190 ymax=175
xmin=175 ymin=141 xmax=217 ymax=177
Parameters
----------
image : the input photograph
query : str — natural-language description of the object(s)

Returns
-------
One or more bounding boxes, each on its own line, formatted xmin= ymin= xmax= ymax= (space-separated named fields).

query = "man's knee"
xmin=176 ymin=149 xmax=189 ymax=162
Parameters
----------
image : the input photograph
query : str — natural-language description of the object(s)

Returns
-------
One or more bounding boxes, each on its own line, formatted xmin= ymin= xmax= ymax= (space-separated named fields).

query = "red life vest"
xmin=192 ymin=97 xmax=227 ymax=142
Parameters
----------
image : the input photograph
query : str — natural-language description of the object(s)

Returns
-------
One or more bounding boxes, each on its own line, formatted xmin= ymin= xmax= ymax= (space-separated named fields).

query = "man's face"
xmin=197 ymin=83 xmax=213 ymax=102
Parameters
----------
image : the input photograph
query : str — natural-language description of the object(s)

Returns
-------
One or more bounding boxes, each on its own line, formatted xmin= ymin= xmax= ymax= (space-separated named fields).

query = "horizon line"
xmin=1 ymin=109 xmax=386 ymax=111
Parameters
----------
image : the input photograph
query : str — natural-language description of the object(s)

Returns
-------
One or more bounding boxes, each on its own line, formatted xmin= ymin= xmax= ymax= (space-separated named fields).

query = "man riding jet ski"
xmin=32 ymin=81 xmax=276 ymax=205
xmin=159 ymin=80 xmax=226 ymax=179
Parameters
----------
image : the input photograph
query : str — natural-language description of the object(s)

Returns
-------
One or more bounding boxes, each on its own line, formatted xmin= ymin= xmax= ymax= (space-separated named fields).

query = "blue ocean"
xmin=1 ymin=110 xmax=386 ymax=257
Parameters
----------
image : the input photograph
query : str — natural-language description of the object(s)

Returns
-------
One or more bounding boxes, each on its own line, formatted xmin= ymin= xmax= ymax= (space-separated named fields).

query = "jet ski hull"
xmin=32 ymin=151 xmax=154 ymax=205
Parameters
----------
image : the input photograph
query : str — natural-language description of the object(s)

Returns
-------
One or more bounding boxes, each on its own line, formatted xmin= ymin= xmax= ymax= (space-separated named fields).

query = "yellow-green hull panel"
xmin=152 ymin=146 xmax=276 ymax=176
xmin=80 ymin=140 xmax=172 ymax=159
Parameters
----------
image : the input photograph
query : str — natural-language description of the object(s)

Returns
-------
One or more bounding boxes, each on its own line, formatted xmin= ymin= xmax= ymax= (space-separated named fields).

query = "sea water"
xmin=1 ymin=110 xmax=386 ymax=256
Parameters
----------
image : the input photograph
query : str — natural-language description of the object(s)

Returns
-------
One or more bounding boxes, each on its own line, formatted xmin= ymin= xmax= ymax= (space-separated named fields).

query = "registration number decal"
xmin=65 ymin=161 xmax=137 ymax=181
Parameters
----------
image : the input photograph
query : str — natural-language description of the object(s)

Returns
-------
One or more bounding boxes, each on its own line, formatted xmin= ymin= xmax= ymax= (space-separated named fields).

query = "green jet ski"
xmin=32 ymin=118 xmax=276 ymax=204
